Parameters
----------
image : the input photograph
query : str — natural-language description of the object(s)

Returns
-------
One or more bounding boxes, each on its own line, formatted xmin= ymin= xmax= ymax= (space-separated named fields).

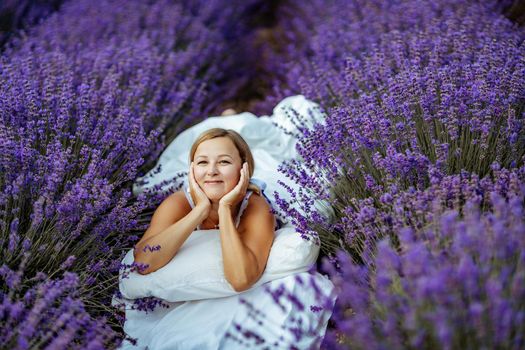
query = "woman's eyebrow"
xmin=195 ymin=154 xmax=233 ymax=159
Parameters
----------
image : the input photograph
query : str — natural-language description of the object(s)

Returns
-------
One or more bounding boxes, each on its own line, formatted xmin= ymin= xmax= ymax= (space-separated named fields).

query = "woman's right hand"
xmin=189 ymin=162 xmax=211 ymax=217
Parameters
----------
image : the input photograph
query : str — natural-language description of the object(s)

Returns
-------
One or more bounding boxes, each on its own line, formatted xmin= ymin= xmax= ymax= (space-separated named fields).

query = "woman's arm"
xmin=219 ymin=194 xmax=275 ymax=292
xmin=133 ymin=191 xmax=208 ymax=275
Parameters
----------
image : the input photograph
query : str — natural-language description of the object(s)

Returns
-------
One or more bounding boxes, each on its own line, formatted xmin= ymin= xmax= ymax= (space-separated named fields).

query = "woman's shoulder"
xmin=243 ymin=191 xmax=273 ymax=218
xmin=237 ymin=191 xmax=275 ymax=234
xmin=144 ymin=191 xmax=191 ymax=238
xmin=160 ymin=190 xmax=192 ymax=212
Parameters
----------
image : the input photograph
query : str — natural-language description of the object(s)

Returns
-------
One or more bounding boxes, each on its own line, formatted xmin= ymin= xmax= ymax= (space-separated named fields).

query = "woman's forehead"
xmin=194 ymin=137 xmax=240 ymax=158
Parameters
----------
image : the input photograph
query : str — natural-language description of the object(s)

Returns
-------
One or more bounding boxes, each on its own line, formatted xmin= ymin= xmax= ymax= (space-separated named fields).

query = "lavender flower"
xmin=1 ymin=255 xmax=118 ymax=349
xmin=321 ymin=192 xmax=525 ymax=349
xmin=1 ymin=0 xmax=268 ymax=347
xmin=248 ymin=1 xmax=525 ymax=348
xmin=267 ymin=0 xmax=525 ymax=259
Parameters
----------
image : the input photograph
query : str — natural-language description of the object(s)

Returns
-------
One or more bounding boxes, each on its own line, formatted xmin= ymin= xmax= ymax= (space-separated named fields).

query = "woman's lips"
xmin=205 ymin=181 xmax=223 ymax=185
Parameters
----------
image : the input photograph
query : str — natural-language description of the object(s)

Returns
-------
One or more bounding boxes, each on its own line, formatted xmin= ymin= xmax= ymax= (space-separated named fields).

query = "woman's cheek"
xmin=194 ymin=168 xmax=206 ymax=185
xmin=230 ymin=168 xmax=241 ymax=183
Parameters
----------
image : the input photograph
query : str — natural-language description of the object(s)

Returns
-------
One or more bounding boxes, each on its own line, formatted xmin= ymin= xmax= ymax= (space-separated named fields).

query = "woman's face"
xmin=192 ymin=137 xmax=243 ymax=201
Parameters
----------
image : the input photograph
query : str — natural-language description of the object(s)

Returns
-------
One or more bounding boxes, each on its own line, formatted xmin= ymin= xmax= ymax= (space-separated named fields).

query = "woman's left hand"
xmin=219 ymin=162 xmax=249 ymax=208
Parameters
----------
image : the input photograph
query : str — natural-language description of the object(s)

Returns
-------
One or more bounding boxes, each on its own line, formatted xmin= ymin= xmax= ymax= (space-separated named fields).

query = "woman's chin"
xmin=204 ymin=191 xmax=224 ymax=201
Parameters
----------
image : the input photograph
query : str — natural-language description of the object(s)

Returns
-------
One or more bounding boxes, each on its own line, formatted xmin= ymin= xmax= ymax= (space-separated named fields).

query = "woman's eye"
xmin=196 ymin=160 xmax=229 ymax=165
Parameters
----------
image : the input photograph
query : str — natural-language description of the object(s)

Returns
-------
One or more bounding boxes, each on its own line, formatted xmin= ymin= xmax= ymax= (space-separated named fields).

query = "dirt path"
xmin=216 ymin=1 xmax=282 ymax=116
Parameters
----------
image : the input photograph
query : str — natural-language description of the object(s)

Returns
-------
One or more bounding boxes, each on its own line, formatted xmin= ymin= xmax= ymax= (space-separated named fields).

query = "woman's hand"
xmin=189 ymin=162 xmax=211 ymax=216
xmin=219 ymin=162 xmax=250 ymax=208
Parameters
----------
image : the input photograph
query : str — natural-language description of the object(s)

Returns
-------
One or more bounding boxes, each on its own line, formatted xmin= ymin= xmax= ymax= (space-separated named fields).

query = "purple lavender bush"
xmin=269 ymin=0 xmax=525 ymax=258
xmin=260 ymin=0 xmax=522 ymax=110
xmin=321 ymin=188 xmax=525 ymax=349
xmin=1 ymin=253 xmax=118 ymax=349
xmin=4 ymin=0 xmax=262 ymax=136
xmin=1 ymin=0 xmax=264 ymax=347
xmin=246 ymin=167 xmax=525 ymax=349
xmin=241 ymin=0 xmax=525 ymax=348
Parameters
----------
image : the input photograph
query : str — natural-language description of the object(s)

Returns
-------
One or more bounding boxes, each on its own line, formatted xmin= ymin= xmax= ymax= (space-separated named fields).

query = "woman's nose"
xmin=207 ymin=163 xmax=219 ymax=175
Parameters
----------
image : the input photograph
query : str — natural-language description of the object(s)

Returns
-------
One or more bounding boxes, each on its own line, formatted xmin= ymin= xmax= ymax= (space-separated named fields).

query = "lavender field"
xmin=1 ymin=0 xmax=524 ymax=349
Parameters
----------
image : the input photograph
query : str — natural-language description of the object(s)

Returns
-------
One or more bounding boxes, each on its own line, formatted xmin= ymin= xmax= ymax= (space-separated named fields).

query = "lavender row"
xmin=259 ymin=179 xmax=524 ymax=348
xmin=321 ymin=188 xmax=525 ymax=349
xmin=263 ymin=0 xmax=519 ymax=108
xmin=1 ymin=253 xmax=119 ymax=348
xmin=250 ymin=0 xmax=525 ymax=348
xmin=269 ymin=0 xmax=524 ymax=252
xmin=1 ymin=0 xmax=263 ymax=348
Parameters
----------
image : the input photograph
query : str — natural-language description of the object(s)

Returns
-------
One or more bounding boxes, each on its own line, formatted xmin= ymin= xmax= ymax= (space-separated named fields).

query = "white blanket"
xmin=115 ymin=96 xmax=336 ymax=349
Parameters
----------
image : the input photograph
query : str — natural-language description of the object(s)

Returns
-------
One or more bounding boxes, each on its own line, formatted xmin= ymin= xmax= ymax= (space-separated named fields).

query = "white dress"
xmin=115 ymin=96 xmax=336 ymax=349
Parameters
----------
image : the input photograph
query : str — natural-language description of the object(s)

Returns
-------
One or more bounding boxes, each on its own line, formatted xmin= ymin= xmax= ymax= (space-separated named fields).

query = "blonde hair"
xmin=189 ymin=128 xmax=261 ymax=195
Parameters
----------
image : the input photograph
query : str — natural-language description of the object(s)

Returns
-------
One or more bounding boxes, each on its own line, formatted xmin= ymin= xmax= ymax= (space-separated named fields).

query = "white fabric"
xmin=117 ymin=272 xmax=336 ymax=349
xmin=115 ymin=95 xmax=336 ymax=349
xmin=119 ymin=225 xmax=319 ymax=302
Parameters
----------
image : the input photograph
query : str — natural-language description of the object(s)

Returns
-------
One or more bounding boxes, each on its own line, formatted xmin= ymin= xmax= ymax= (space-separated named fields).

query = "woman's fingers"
xmin=189 ymin=162 xmax=197 ymax=187
xmin=238 ymin=164 xmax=246 ymax=191
xmin=234 ymin=163 xmax=247 ymax=201
xmin=188 ymin=162 xmax=199 ymax=202
xmin=242 ymin=163 xmax=249 ymax=192
xmin=218 ymin=163 xmax=250 ymax=207
xmin=189 ymin=163 xmax=198 ymax=191
xmin=190 ymin=163 xmax=203 ymax=192
xmin=233 ymin=167 xmax=244 ymax=194
xmin=189 ymin=162 xmax=210 ymax=209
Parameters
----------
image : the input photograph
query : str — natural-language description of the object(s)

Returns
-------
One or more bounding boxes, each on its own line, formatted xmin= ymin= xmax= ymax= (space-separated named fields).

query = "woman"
xmin=117 ymin=97 xmax=336 ymax=349
xmin=133 ymin=128 xmax=276 ymax=292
